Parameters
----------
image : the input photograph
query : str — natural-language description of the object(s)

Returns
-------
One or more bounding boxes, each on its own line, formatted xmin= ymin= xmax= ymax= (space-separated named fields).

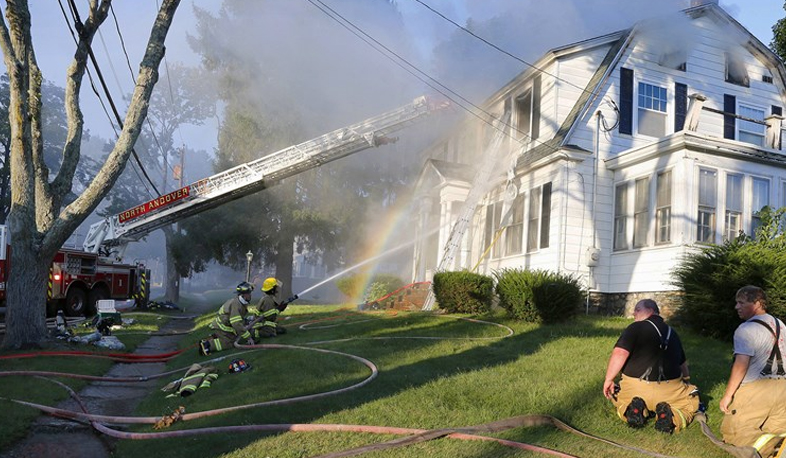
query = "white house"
xmin=411 ymin=1 xmax=786 ymax=313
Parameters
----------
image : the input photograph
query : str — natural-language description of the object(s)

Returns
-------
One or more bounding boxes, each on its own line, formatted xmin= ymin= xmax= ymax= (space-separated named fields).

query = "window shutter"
xmin=619 ymin=68 xmax=633 ymax=135
xmin=773 ymin=106 xmax=783 ymax=149
xmin=675 ymin=83 xmax=687 ymax=131
xmin=540 ymin=182 xmax=552 ymax=248
xmin=532 ymin=75 xmax=541 ymax=140
xmin=723 ymin=94 xmax=736 ymax=140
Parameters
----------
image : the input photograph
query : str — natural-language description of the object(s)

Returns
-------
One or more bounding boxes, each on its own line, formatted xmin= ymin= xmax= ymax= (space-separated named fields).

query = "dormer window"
xmin=725 ymin=52 xmax=750 ymax=87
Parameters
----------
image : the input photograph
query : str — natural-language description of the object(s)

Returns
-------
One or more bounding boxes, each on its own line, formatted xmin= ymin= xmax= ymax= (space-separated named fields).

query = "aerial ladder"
xmin=422 ymin=111 xmax=512 ymax=311
xmin=83 ymin=96 xmax=449 ymax=259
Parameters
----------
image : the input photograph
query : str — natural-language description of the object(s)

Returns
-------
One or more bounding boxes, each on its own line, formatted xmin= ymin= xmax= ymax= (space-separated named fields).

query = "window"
xmin=527 ymin=187 xmax=541 ymax=252
xmin=655 ymin=171 xmax=672 ymax=244
xmin=633 ymin=177 xmax=650 ymax=248
xmin=514 ymin=76 xmax=541 ymax=142
xmin=724 ymin=174 xmax=743 ymax=241
xmin=638 ymin=82 xmax=667 ymax=137
xmin=614 ymin=183 xmax=629 ymax=251
xmin=751 ymin=177 xmax=770 ymax=236
xmin=484 ymin=202 xmax=503 ymax=258
xmin=516 ymin=90 xmax=532 ymax=140
xmin=725 ymin=52 xmax=750 ymax=87
xmin=540 ymin=182 xmax=551 ymax=248
xmin=697 ymin=169 xmax=717 ymax=243
xmin=504 ymin=194 xmax=525 ymax=256
xmin=738 ymin=104 xmax=765 ymax=147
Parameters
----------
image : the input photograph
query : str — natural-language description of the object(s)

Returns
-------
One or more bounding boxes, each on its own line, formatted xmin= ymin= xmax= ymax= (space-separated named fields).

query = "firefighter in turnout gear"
xmin=251 ymin=277 xmax=289 ymax=338
xmin=199 ymin=282 xmax=255 ymax=355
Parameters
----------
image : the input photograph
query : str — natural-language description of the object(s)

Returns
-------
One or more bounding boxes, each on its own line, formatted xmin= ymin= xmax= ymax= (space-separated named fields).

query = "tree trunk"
xmin=3 ymin=244 xmax=51 ymax=348
xmin=163 ymin=225 xmax=180 ymax=303
xmin=275 ymin=237 xmax=294 ymax=299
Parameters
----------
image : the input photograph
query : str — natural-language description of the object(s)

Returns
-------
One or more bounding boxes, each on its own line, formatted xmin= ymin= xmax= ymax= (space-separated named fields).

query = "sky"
xmin=8 ymin=0 xmax=783 ymax=150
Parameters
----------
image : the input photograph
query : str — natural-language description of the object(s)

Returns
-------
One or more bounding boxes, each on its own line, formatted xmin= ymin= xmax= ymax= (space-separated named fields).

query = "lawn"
xmin=104 ymin=306 xmax=734 ymax=458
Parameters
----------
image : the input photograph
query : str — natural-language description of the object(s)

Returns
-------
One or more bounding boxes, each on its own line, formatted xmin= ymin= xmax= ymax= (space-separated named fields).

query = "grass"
xmin=0 ymin=296 xmax=737 ymax=458
xmin=110 ymin=306 xmax=734 ymax=458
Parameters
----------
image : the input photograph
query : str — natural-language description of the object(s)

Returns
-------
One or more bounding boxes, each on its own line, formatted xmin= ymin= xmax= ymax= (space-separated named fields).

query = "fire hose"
xmin=0 ymin=313 xmax=691 ymax=457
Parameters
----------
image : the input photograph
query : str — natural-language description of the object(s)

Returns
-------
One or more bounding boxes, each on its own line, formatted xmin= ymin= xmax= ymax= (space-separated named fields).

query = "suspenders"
xmin=641 ymin=319 xmax=673 ymax=382
xmin=750 ymin=318 xmax=786 ymax=377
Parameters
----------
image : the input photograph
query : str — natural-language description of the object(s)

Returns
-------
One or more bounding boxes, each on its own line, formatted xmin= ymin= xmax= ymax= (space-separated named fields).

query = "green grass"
xmin=0 ymin=312 xmax=172 ymax=450
xmin=0 ymin=300 xmax=736 ymax=458
xmin=108 ymin=308 xmax=734 ymax=458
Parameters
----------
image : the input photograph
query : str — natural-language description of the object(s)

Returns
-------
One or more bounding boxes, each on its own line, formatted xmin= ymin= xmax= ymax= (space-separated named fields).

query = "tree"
xmin=772 ymin=2 xmax=786 ymax=61
xmin=181 ymin=0 xmax=421 ymax=297
xmin=99 ymin=63 xmax=215 ymax=303
xmin=0 ymin=0 xmax=181 ymax=349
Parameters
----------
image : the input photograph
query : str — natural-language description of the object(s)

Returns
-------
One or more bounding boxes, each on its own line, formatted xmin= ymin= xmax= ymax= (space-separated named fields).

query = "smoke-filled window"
xmin=725 ymin=52 xmax=750 ymax=87
xmin=637 ymin=82 xmax=667 ymax=137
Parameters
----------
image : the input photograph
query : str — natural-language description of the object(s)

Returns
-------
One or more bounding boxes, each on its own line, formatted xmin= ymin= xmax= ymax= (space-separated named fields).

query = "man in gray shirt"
xmin=720 ymin=285 xmax=786 ymax=457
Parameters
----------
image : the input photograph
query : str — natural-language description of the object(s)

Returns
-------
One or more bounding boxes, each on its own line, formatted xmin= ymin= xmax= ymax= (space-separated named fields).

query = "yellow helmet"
xmin=262 ymin=277 xmax=281 ymax=292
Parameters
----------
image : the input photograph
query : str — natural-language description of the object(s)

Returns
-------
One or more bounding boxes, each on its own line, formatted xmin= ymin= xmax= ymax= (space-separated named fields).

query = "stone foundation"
xmin=584 ymin=291 xmax=684 ymax=318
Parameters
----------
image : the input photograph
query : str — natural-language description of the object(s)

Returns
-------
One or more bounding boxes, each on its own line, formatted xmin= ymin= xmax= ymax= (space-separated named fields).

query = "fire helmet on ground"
xmin=262 ymin=277 xmax=281 ymax=292
xmin=236 ymin=281 xmax=254 ymax=295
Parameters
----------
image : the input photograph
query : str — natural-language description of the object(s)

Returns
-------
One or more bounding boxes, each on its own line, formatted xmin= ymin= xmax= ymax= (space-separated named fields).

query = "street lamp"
xmin=245 ymin=250 xmax=253 ymax=283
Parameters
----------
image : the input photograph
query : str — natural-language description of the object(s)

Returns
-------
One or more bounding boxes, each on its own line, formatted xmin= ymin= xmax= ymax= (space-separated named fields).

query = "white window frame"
xmin=751 ymin=176 xmax=770 ymax=237
xmin=724 ymin=173 xmax=743 ymax=242
xmin=738 ymin=103 xmax=766 ymax=147
xmin=633 ymin=177 xmax=650 ymax=248
xmin=697 ymin=168 xmax=717 ymax=244
xmin=655 ymin=170 xmax=672 ymax=244
xmin=636 ymin=81 xmax=668 ymax=137
xmin=614 ymin=183 xmax=629 ymax=251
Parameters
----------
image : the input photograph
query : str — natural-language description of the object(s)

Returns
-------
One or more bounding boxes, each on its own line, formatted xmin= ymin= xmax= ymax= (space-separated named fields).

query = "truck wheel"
xmin=87 ymin=289 xmax=109 ymax=316
xmin=64 ymin=288 xmax=88 ymax=317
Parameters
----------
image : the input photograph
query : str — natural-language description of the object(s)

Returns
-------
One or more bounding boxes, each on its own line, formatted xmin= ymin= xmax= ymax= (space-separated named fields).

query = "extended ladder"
xmin=84 ymin=96 xmax=449 ymax=257
xmin=422 ymin=111 xmax=512 ymax=311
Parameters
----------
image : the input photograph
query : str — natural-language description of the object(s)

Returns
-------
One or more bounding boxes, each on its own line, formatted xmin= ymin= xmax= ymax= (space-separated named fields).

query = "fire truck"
xmin=0 ymin=96 xmax=448 ymax=316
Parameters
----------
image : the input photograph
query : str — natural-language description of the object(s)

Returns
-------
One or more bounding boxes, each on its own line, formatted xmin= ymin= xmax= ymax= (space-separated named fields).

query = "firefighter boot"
xmin=198 ymin=339 xmax=211 ymax=356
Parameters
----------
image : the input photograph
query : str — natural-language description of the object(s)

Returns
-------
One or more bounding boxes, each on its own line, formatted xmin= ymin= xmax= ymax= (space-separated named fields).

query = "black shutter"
xmin=723 ymin=94 xmax=736 ymax=140
xmin=532 ymin=75 xmax=541 ymax=140
xmin=675 ymin=83 xmax=687 ymax=132
xmin=773 ymin=106 xmax=783 ymax=149
xmin=619 ymin=68 xmax=634 ymax=135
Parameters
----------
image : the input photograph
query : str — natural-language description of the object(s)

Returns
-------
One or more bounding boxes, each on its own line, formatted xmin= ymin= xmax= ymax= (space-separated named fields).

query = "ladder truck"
xmin=0 ymin=96 xmax=448 ymax=316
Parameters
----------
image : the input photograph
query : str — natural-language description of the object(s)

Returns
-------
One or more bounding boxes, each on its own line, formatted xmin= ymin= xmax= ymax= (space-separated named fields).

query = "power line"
xmin=55 ymin=0 xmax=156 ymax=198
xmin=305 ymin=0 xmax=565 ymax=156
xmin=64 ymin=0 xmax=161 ymax=196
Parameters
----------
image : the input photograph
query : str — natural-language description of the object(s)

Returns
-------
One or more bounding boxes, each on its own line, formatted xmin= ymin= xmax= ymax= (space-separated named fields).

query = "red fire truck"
xmin=0 ymin=96 xmax=448 ymax=316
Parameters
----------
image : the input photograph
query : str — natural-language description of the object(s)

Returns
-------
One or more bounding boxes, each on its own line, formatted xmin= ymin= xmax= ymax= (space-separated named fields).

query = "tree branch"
xmin=45 ymin=0 xmax=181 ymax=253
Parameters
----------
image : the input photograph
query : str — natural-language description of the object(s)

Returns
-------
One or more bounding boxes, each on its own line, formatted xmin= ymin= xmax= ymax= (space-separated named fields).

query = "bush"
xmin=432 ymin=271 xmax=493 ymax=314
xmin=672 ymin=234 xmax=786 ymax=340
xmin=336 ymin=273 xmax=404 ymax=302
xmin=493 ymin=268 xmax=584 ymax=324
xmin=364 ymin=275 xmax=405 ymax=302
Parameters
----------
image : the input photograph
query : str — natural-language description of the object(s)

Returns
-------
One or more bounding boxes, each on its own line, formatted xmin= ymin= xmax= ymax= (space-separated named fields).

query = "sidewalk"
xmin=1 ymin=314 xmax=197 ymax=458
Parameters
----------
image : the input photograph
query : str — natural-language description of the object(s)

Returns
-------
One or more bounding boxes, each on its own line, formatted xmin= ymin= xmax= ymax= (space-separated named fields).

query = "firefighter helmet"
xmin=262 ymin=277 xmax=281 ymax=292
xmin=236 ymin=281 xmax=254 ymax=295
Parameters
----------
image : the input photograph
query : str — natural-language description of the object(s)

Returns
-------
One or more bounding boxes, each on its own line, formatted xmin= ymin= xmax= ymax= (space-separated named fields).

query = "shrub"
xmin=432 ymin=271 xmax=493 ymax=314
xmin=336 ymin=273 xmax=405 ymax=302
xmin=493 ymin=268 xmax=584 ymax=324
xmin=672 ymin=233 xmax=786 ymax=340
xmin=363 ymin=275 xmax=405 ymax=302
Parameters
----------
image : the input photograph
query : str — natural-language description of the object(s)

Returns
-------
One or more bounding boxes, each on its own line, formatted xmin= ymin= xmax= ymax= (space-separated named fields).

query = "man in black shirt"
xmin=603 ymin=299 xmax=699 ymax=433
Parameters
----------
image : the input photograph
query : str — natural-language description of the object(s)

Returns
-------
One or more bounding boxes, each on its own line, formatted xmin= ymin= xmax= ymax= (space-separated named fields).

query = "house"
xmin=411 ymin=1 xmax=786 ymax=314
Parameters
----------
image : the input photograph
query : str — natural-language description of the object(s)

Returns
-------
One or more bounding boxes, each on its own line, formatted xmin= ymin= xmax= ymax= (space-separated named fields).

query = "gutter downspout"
xmin=587 ymin=110 xmax=602 ymax=314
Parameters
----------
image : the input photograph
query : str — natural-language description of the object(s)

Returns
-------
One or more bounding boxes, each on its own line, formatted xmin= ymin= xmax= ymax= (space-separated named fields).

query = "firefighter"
xmin=251 ymin=277 xmax=289 ymax=339
xmin=199 ymin=282 xmax=255 ymax=355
